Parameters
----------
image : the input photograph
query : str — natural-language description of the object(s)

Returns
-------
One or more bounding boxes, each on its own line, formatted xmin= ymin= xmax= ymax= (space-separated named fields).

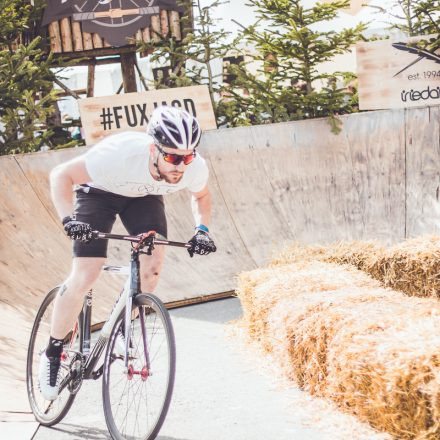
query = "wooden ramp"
xmin=1 ymin=106 xmax=439 ymax=431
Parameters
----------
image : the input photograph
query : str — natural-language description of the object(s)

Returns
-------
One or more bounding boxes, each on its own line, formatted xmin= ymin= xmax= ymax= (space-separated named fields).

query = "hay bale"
xmin=380 ymin=236 xmax=440 ymax=299
xmin=271 ymin=236 xmax=440 ymax=300
xmin=237 ymin=261 xmax=440 ymax=439
xmin=237 ymin=261 xmax=379 ymax=351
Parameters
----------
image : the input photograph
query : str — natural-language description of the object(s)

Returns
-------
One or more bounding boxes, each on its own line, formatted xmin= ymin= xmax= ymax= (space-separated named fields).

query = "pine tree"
xmin=370 ymin=0 xmax=439 ymax=50
xmin=138 ymin=0 xmax=239 ymax=119
xmin=0 ymin=0 xmax=76 ymax=155
xmin=220 ymin=0 xmax=367 ymax=132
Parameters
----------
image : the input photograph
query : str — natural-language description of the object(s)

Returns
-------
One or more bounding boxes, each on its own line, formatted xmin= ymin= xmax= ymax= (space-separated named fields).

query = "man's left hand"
xmin=187 ymin=230 xmax=217 ymax=258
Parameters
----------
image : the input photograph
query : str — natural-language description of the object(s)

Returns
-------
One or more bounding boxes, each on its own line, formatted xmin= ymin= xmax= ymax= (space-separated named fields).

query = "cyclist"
xmin=39 ymin=106 xmax=217 ymax=400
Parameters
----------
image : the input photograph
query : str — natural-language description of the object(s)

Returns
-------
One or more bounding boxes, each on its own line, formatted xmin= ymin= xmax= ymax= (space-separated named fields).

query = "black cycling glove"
xmin=187 ymin=230 xmax=217 ymax=258
xmin=62 ymin=216 xmax=93 ymax=243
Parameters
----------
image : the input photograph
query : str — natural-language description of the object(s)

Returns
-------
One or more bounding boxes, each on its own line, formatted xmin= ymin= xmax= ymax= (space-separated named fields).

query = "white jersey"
xmin=84 ymin=131 xmax=209 ymax=197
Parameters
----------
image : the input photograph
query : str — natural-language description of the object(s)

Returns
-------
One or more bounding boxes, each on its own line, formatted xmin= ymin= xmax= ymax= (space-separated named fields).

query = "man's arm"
xmin=50 ymin=155 xmax=92 ymax=220
xmin=190 ymin=185 xmax=212 ymax=228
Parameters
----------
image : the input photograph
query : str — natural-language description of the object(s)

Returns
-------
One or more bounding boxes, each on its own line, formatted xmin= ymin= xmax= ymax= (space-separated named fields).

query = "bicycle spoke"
xmin=103 ymin=294 xmax=175 ymax=440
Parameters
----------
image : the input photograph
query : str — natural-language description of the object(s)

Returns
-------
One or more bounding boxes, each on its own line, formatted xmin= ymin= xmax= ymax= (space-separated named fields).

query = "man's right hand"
xmin=62 ymin=216 xmax=93 ymax=243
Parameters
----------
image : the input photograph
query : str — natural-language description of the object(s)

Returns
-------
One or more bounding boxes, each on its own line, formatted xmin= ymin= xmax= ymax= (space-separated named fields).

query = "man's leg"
xmin=139 ymin=246 xmax=165 ymax=293
xmin=50 ymin=257 xmax=105 ymax=339
xmin=39 ymin=257 xmax=105 ymax=401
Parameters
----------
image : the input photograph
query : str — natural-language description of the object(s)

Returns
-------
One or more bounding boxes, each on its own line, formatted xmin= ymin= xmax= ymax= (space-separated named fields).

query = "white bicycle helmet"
xmin=148 ymin=106 xmax=201 ymax=150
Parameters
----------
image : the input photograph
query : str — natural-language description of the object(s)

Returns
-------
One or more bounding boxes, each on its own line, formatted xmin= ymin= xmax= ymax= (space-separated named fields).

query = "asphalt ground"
xmin=32 ymin=298 xmax=390 ymax=440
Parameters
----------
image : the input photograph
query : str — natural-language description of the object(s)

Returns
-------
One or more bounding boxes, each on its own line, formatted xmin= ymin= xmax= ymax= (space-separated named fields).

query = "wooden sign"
xmin=78 ymin=85 xmax=217 ymax=145
xmin=322 ymin=0 xmax=372 ymax=15
xmin=42 ymin=0 xmax=183 ymax=47
xmin=357 ymin=36 xmax=440 ymax=110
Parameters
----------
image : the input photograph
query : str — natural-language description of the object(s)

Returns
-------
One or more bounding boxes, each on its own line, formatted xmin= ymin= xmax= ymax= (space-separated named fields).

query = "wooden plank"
xmin=48 ymin=21 xmax=62 ymax=53
xmin=151 ymin=14 xmax=161 ymax=42
xmin=60 ymin=17 xmax=73 ymax=52
xmin=78 ymin=85 xmax=217 ymax=145
xmin=103 ymin=38 xmax=112 ymax=47
xmin=92 ymin=33 xmax=103 ymax=49
xmin=160 ymin=9 xmax=169 ymax=37
xmin=83 ymin=31 xmax=93 ymax=50
xmin=405 ymin=106 xmax=440 ymax=237
xmin=169 ymin=11 xmax=181 ymax=40
xmin=71 ymin=20 xmax=83 ymax=52
xmin=357 ymin=35 xmax=440 ymax=110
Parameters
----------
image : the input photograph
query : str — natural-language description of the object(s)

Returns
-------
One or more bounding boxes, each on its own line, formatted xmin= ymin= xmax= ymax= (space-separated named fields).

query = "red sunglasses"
xmin=156 ymin=144 xmax=196 ymax=165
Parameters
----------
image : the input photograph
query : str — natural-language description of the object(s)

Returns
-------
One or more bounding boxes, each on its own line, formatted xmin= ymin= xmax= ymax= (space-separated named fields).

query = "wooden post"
xmin=92 ymin=33 xmax=103 ymax=49
xmin=151 ymin=15 xmax=161 ymax=42
xmin=120 ymin=53 xmax=137 ymax=93
xmin=87 ymin=62 xmax=95 ymax=97
xmin=48 ymin=21 xmax=62 ymax=53
xmin=142 ymin=27 xmax=151 ymax=43
xmin=160 ymin=10 xmax=169 ymax=37
xmin=60 ymin=18 xmax=73 ymax=52
xmin=169 ymin=11 xmax=181 ymax=40
xmin=71 ymin=20 xmax=83 ymax=52
xmin=83 ymin=31 xmax=93 ymax=50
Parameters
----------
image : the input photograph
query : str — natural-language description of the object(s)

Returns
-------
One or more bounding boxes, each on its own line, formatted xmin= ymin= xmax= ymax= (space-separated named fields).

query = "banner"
xmin=42 ymin=0 xmax=183 ymax=47
xmin=357 ymin=35 xmax=440 ymax=110
xmin=78 ymin=85 xmax=217 ymax=145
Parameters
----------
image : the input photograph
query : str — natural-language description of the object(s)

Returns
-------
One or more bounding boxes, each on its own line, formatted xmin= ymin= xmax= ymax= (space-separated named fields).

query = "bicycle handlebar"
xmin=92 ymin=231 xmax=191 ymax=249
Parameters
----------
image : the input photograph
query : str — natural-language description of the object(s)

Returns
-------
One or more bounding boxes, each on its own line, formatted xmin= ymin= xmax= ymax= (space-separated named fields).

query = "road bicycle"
xmin=27 ymin=231 xmax=189 ymax=440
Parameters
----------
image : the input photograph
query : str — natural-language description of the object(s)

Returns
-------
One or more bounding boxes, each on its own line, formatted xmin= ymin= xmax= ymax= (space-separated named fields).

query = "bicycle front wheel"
xmin=102 ymin=293 xmax=176 ymax=440
xmin=26 ymin=286 xmax=82 ymax=426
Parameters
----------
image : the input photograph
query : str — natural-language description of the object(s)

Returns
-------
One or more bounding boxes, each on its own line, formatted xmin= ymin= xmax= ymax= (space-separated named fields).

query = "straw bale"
xmin=236 ymin=260 xmax=440 ymax=439
xmin=271 ymin=236 xmax=440 ymax=301
xmin=379 ymin=236 xmax=440 ymax=299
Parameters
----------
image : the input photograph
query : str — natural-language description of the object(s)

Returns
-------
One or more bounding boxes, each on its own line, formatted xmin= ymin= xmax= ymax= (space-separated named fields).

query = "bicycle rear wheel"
xmin=102 ymin=293 xmax=176 ymax=440
xmin=26 ymin=286 xmax=82 ymax=426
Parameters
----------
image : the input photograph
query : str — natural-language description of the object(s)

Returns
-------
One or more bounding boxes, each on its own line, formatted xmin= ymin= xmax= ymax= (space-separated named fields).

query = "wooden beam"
xmin=53 ymin=78 xmax=81 ymax=99
xmin=52 ymin=45 xmax=137 ymax=59
xmin=120 ymin=52 xmax=137 ymax=93
xmin=87 ymin=62 xmax=95 ymax=97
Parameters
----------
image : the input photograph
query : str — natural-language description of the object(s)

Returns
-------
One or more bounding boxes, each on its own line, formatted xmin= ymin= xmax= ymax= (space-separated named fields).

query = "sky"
xmin=198 ymin=0 xmax=398 ymax=38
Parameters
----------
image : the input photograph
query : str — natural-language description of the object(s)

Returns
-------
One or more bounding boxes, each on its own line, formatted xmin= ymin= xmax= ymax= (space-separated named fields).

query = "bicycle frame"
xmin=60 ymin=232 xmax=189 ymax=389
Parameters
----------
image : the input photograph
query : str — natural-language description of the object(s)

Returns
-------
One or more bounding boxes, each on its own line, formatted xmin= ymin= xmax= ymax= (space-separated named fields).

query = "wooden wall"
xmin=1 ymin=105 xmax=439 ymax=415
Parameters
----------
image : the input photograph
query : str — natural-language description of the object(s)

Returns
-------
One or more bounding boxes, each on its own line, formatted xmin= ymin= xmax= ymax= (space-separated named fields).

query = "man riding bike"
xmin=38 ymin=106 xmax=216 ymax=401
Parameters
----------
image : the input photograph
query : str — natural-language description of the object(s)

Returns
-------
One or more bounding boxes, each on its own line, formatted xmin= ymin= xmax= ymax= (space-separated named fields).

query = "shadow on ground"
xmin=170 ymin=297 xmax=242 ymax=324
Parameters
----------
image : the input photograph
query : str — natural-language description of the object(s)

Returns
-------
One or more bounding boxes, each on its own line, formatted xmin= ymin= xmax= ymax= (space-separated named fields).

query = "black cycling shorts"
xmin=73 ymin=185 xmax=167 ymax=258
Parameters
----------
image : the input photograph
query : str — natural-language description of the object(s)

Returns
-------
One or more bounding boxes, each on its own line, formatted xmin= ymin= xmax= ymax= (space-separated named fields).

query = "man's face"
xmin=153 ymin=144 xmax=195 ymax=184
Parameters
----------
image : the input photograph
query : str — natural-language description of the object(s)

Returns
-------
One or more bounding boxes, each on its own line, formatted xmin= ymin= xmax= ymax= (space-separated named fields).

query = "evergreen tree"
xmin=0 ymin=0 xmax=76 ymax=155
xmin=138 ymin=0 xmax=239 ymax=119
xmin=221 ymin=0 xmax=367 ymax=132
xmin=370 ymin=0 xmax=439 ymax=50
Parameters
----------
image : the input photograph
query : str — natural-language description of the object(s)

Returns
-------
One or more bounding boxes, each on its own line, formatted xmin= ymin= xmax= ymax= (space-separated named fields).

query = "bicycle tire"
xmin=26 ymin=286 xmax=82 ymax=426
xmin=102 ymin=293 xmax=176 ymax=440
